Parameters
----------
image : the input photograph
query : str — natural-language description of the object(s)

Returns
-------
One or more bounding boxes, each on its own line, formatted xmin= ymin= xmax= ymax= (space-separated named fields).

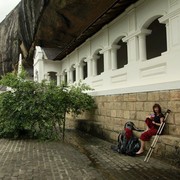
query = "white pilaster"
xmin=56 ymin=73 xmax=61 ymax=86
xmin=92 ymin=55 xmax=98 ymax=76
xmin=74 ymin=64 xmax=79 ymax=82
xmin=110 ymin=45 xmax=120 ymax=70
xmin=138 ymin=29 xmax=151 ymax=61
xmin=100 ymin=48 xmax=111 ymax=71
xmin=85 ymin=57 xmax=92 ymax=77
xmin=79 ymin=62 xmax=84 ymax=80
xmin=44 ymin=73 xmax=50 ymax=82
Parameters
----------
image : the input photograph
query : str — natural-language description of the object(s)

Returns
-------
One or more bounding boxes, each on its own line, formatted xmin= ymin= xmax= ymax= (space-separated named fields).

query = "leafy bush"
xmin=0 ymin=72 xmax=96 ymax=140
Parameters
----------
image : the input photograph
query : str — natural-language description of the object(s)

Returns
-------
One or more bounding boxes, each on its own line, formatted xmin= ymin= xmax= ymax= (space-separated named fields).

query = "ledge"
xmin=88 ymin=80 xmax=180 ymax=96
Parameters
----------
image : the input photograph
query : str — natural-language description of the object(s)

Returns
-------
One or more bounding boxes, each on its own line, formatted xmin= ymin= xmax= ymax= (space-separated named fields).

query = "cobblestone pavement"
xmin=0 ymin=130 xmax=180 ymax=180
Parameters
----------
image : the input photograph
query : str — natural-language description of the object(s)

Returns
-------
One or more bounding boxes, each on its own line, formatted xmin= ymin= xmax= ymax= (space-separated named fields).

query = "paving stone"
xmin=0 ymin=130 xmax=180 ymax=179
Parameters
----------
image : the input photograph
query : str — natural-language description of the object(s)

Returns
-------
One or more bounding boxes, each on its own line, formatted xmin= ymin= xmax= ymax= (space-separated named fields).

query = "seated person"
xmin=136 ymin=103 xmax=164 ymax=155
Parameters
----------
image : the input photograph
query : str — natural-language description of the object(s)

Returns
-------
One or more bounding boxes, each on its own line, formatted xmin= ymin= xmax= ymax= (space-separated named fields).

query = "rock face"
xmin=0 ymin=0 xmax=46 ymax=75
xmin=0 ymin=0 xmax=137 ymax=75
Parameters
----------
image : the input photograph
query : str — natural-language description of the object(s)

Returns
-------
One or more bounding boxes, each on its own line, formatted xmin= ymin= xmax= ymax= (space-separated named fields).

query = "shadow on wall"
xmin=75 ymin=119 xmax=115 ymax=142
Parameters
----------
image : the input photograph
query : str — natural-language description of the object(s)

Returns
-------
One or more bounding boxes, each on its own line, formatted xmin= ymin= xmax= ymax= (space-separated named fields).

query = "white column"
xmin=75 ymin=64 xmax=79 ymax=82
xmin=100 ymin=48 xmax=111 ymax=72
xmin=56 ymin=73 xmax=61 ymax=86
xmin=68 ymin=69 xmax=73 ymax=84
xmin=85 ymin=57 xmax=92 ymax=77
xmin=66 ymin=69 xmax=70 ymax=84
xmin=92 ymin=56 xmax=98 ymax=76
xmin=139 ymin=34 xmax=147 ymax=61
xmin=44 ymin=73 xmax=50 ymax=82
xmin=122 ymin=35 xmax=139 ymax=64
xmin=79 ymin=63 xmax=84 ymax=80
xmin=138 ymin=29 xmax=151 ymax=61
xmin=110 ymin=45 xmax=120 ymax=70
xmin=165 ymin=22 xmax=170 ymax=51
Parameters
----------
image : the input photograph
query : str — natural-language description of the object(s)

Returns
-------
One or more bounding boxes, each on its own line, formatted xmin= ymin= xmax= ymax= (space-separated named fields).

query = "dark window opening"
xmin=83 ymin=61 xmax=88 ymax=79
xmin=146 ymin=19 xmax=167 ymax=60
xmin=72 ymin=68 xmax=76 ymax=82
xmin=97 ymin=52 xmax=104 ymax=75
xmin=48 ymin=72 xmax=57 ymax=84
xmin=117 ymin=39 xmax=128 ymax=69
xmin=64 ymin=72 xmax=67 ymax=84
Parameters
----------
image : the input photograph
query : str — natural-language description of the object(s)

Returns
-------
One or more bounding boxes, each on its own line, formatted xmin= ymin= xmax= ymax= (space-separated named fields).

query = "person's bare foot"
xmin=136 ymin=150 xmax=144 ymax=155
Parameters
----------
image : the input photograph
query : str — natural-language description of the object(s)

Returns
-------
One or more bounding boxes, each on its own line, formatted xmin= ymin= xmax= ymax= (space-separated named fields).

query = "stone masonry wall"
xmin=67 ymin=89 xmax=180 ymax=157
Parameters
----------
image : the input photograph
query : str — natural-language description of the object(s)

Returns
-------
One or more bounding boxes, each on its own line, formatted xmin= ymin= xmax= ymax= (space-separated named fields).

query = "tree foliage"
xmin=0 ymin=72 xmax=96 ymax=140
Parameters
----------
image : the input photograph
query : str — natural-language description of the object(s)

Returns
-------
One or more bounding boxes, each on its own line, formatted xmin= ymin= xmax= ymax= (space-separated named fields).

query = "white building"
xmin=34 ymin=0 xmax=180 ymax=96
xmin=33 ymin=0 xmax=180 ymax=153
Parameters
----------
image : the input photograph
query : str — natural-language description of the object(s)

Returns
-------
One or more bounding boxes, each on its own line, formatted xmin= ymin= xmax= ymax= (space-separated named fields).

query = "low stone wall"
xmin=67 ymin=89 xmax=180 ymax=158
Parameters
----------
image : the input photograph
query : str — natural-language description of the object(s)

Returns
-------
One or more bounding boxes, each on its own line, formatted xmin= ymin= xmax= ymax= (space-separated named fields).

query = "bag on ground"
xmin=111 ymin=121 xmax=141 ymax=156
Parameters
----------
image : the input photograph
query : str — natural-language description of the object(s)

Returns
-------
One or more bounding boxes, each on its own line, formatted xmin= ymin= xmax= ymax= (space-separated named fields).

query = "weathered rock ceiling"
xmin=0 ymin=0 xmax=138 ymax=75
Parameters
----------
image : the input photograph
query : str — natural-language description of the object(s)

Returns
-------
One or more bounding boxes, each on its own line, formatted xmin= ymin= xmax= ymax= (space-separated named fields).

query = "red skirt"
xmin=140 ymin=118 xmax=158 ymax=141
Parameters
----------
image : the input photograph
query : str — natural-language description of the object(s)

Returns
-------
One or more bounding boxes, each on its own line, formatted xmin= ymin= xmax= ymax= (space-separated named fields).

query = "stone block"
xmin=116 ymin=102 xmax=122 ymax=109
xmin=106 ymin=110 xmax=111 ymax=117
xmin=157 ymin=101 xmax=168 ymax=111
xmin=113 ymin=125 xmax=121 ymax=132
xmin=100 ymin=109 xmax=107 ymax=116
xmin=114 ymin=118 xmax=122 ymax=125
xmin=117 ymin=95 xmax=124 ymax=102
xmin=104 ymin=116 xmax=111 ymax=124
xmin=137 ymin=93 xmax=147 ymax=101
xmin=135 ymin=102 xmax=144 ymax=111
xmin=128 ymin=93 xmax=136 ymax=101
xmin=124 ymin=111 xmax=130 ymax=119
xmin=111 ymin=110 xmax=117 ymax=117
xmin=136 ymin=111 xmax=147 ymax=120
xmin=174 ymin=113 xmax=180 ymax=125
xmin=121 ymin=102 xmax=127 ymax=110
xmin=109 ymin=131 xmax=119 ymax=141
xmin=147 ymin=92 xmax=160 ymax=101
xmin=168 ymin=125 xmax=180 ymax=136
xmin=104 ymin=102 xmax=110 ymax=109
xmin=123 ymin=94 xmax=129 ymax=101
xmin=170 ymin=90 xmax=180 ymax=100
xmin=165 ymin=145 xmax=176 ymax=155
xmin=129 ymin=111 xmax=136 ymax=119
xmin=159 ymin=135 xmax=180 ymax=146
xmin=126 ymin=102 xmax=135 ymax=111
xmin=168 ymin=101 xmax=180 ymax=112
xmin=109 ymin=102 xmax=114 ymax=109
xmin=137 ymin=120 xmax=146 ymax=130
xmin=166 ymin=113 xmax=174 ymax=124
xmin=159 ymin=91 xmax=170 ymax=101
xmin=144 ymin=102 xmax=155 ymax=111
xmin=116 ymin=109 xmax=124 ymax=118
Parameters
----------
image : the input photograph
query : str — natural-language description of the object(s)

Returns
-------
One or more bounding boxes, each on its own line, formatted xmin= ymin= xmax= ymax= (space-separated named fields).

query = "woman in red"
xmin=136 ymin=103 xmax=164 ymax=155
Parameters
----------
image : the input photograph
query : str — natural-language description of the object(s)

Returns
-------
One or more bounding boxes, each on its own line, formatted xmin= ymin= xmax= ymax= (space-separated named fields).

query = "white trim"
xmin=88 ymin=80 xmax=180 ymax=96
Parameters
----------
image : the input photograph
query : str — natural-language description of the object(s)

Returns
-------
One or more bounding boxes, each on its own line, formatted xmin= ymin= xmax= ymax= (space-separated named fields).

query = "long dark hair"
xmin=153 ymin=103 xmax=162 ymax=114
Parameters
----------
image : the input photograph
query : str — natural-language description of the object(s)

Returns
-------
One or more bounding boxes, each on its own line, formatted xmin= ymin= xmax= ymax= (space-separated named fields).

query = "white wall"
xmin=34 ymin=0 xmax=180 ymax=95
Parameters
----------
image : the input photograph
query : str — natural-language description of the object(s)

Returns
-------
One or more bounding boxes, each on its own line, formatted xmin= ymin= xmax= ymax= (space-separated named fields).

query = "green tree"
xmin=0 ymin=72 xmax=96 ymax=140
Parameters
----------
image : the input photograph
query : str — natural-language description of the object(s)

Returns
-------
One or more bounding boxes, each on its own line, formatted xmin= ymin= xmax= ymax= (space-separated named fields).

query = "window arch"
xmin=116 ymin=38 xmax=128 ymax=69
xmin=48 ymin=71 xmax=57 ymax=84
xmin=71 ymin=64 xmax=76 ymax=83
xmin=146 ymin=18 xmax=167 ymax=60
xmin=80 ymin=58 xmax=88 ymax=80
xmin=62 ymin=70 xmax=67 ymax=84
xmin=93 ymin=49 xmax=104 ymax=75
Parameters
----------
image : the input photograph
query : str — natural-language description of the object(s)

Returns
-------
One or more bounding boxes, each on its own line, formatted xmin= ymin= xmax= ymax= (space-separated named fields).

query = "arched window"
xmin=83 ymin=61 xmax=88 ymax=79
xmin=72 ymin=65 xmax=76 ymax=83
xmin=117 ymin=39 xmax=128 ymax=69
xmin=146 ymin=18 xmax=167 ymax=60
xmin=48 ymin=71 xmax=57 ymax=84
xmin=63 ymin=70 xmax=67 ymax=84
xmin=97 ymin=52 xmax=104 ymax=75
